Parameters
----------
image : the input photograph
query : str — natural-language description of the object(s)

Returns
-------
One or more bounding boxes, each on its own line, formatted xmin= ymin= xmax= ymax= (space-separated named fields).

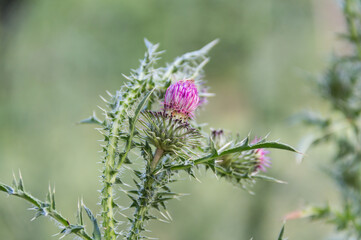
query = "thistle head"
xmin=164 ymin=80 xmax=199 ymax=119
xmin=139 ymin=111 xmax=201 ymax=157
xmin=210 ymin=132 xmax=271 ymax=175
xmin=251 ymin=137 xmax=271 ymax=172
xmin=210 ymin=129 xmax=240 ymax=168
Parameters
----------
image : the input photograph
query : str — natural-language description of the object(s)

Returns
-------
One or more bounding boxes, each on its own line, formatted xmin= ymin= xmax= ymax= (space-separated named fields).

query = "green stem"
xmin=101 ymin=63 xmax=160 ymax=240
xmin=99 ymin=40 xmax=217 ymax=239
xmin=101 ymin=115 xmax=122 ymax=240
xmin=170 ymin=154 xmax=216 ymax=171
xmin=127 ymin=149 xmax=164 ymax=240
xmin=101 ymin=87 xmax=156 ymax=239
xmin=151 ymin=148 xmax=164 ymax=171
xmin=128 ymin=189 xmax=152 ymax=240
xmin=101 ymin=86 xmax=152 ymax=239
xmin=2 ymin=189 xmax=92 ymax=240
xmin=345 ymin=0 xmax=361 ymax=58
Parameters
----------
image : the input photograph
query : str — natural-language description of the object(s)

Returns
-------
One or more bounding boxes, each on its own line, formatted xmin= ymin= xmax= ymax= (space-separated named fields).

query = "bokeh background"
xmin=0 ymin=0 xmax=348 ymax=239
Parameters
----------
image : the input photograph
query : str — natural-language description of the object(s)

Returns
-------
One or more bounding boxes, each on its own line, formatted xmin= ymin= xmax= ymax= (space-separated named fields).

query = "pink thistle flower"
xmin=164 ymin=79 xmax=199 ymax=119
xmin=252 ymin=137 xmax=271 ymax=172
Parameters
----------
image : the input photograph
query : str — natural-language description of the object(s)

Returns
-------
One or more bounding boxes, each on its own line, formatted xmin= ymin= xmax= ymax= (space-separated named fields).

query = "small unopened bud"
xmin=211 ymin=129 xmax=226 ymax=149
xmin=251 ymin=137 xmax=271 ymax=172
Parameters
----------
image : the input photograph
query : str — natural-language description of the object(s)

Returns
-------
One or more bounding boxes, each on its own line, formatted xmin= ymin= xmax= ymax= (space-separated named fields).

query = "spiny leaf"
xmin=172 ymin=136 xmax=298 ymax=173
xmin=133 ymin=170 xmax=143 ymax=180
xmin=209 ymin=137 xmax=218 ymax=156
xmin=156 ymin=191 xmax=179 ymax=197
xmin=51 ymin=188 xmax=56 ymax=210
xmin=12 ymin=172 xmax=18 ymax=190
xmin=31 ymin=211 xmax=44 ymax=221
xmin=0 ymin=179 xmax=92 ymax=240
xmin=206 ymin=162 xmax=216 ymax=174
xmin=124 ymin=157 xmax=132 ymax=164
xmin=58 ymin=225 xmax=84 ymax=239
xmin=18 ymin=170 xmax=24 ymax=191
xmin=79 ymin=112 xmax=103 ymax=125
xmin=111 ymin=201 xmax=121 ymax=209
xmin=221 ymin=138 xmax=298 ymax=156
xmin=82 ymin=202 xmax=102 ymax=240
xmin=133 ymin=89 xmax=155 ymax=124
xmin=278 ymin=223 xmax=286 ymax=240
xmin=46 ymin=185 xmax=56 ymax=210
xmin=153 ymin=197 xmax=174 ymax=204
xmin=199 ymin=39 xmax=219 ymax=54
xmin=127 ymin=190 xmax=139 ymax=195
xmin=0 ymin=183 xmax=14 ymax=194
xmin=163 ymin=39 xmax=218 ymax=79
xmin=117 ymin=89 xmax=155 ymax=168
xmin=77 ymin=200 xmax=83 ymax=225
xmin=253 ymin=175 xmax=287 ymax=184
xmin=114 ymin=177 xmax=123 ymax=185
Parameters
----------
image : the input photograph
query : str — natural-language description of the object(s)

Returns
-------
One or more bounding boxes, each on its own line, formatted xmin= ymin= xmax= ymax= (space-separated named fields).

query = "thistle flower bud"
xmin=252 ymin=137 xmax=271 ymax=172
xmin=211 ymin=129 xmax=238 ymax=169
xmin=164 ymin=80 xmax=199 ymax=119
xmin=211 ymin=129 xmax=227 ymax=149
xmin=139 ymin=111 xmax=201 ymax=156
xmin=210 ymin=131 xmax=272 ymax=185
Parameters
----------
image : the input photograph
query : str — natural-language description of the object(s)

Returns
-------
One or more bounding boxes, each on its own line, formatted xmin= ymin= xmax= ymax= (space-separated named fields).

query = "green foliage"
xmin=297 ymin=0 xmax=361 ymax=239
xmin=83 ymin=202 xmax=102 ymax=240
xmin=94 ymin=39 xmax=219 ymax=239
xmin=0 ymin=173 xmax=92 ymax=240
xmin=0 ymin=39 xmax=297 ymax=240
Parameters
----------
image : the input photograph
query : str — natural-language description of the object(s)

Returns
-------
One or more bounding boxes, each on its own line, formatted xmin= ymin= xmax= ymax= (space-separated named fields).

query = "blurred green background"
xmin=0 ymin=0 xmax=347 ymax=239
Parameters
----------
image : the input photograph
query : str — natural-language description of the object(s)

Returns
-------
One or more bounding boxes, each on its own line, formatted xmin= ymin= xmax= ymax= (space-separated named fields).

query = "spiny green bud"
xmin=210 ymin=130 xmax=271 ymax=174
xmin=139 ymin=111 xmax=201 ymax=156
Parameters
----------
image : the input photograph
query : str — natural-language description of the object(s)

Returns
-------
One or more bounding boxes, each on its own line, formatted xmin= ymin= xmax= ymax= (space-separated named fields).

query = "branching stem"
xmin=0 ymin=188 xmax=92 ymax=240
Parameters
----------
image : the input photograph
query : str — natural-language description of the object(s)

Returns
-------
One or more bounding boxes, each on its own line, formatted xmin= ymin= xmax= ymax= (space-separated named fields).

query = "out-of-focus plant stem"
xmin=345 ymin=0 xmax=361 ymax=58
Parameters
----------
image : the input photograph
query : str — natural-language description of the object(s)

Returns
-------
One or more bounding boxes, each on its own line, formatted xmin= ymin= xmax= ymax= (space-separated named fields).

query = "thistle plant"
xmin=291 ymin=0 xmax=361 ymax=239
xmin=0 ymin=39 xmax=297 ymax=240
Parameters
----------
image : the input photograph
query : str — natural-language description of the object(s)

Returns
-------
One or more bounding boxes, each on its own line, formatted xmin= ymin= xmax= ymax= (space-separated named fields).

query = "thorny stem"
xmin=101 ymin=46 xmax=158 ymax=239
xmin=100 ymin=41 xmax=218 ymax=238
xmin=128 ymin=149 xmax=164 ymax=240
xmin=101 ymin=81 xmax=152 ymax=239
xmin=170 ymin=154 xmax=215 ymax=171
xmin=101 ymin=91 xmax=143 ymax=239
xmin=0 ymin=40 xmax=221 ymax=240
xmin=101 ymin=114 xmax=121 ymax=240
xmin=127 ymin=177 xmax=154 ymax=240
xmin=5 ymin=190 xmax=92 ymax=240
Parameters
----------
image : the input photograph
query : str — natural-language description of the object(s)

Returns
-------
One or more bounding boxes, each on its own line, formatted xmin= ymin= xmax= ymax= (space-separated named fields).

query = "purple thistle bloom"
xmin=252 ymin=137 xmax=271 ymax=172
xmin=164 ymin=79 xmax=199 ymax=119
